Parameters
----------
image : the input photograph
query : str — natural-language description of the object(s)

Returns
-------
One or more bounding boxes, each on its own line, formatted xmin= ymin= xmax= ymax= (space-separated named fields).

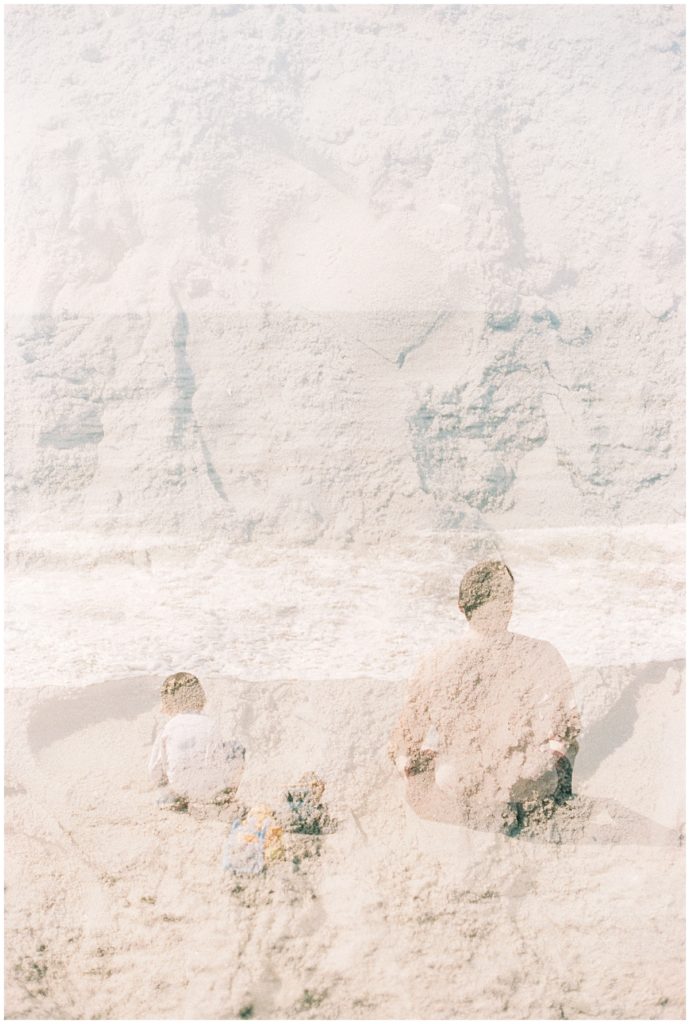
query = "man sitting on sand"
xmin=149 ymin=672 xmax=245 ymax=811
xmin=390 ymin=561 xmax=580 ymax=834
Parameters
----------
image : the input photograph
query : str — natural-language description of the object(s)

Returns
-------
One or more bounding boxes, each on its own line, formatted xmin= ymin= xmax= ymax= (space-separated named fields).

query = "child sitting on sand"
xmin=148 ymin=672 xmax=244 ymax=811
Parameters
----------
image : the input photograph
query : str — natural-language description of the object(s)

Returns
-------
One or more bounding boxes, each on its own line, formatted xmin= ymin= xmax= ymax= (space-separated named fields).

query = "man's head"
xmin=160 ymin=672 xmax=206 ymax=716
xmin=458 ymin=560 xmax=514 ymax=633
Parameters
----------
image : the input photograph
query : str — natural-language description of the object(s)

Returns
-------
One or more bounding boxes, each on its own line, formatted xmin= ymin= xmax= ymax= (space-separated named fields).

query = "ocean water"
xmin=6 ymin=523 xmax=683 ymax=690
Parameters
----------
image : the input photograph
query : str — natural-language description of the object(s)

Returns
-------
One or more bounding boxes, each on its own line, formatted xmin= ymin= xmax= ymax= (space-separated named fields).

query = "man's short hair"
xmin=160 ymin=672 xmax=206 ymax=715
xmin=458 ymin=560 xmax=514 ymax=620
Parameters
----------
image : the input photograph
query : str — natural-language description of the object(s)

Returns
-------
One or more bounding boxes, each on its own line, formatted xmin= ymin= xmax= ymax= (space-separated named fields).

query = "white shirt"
xmin=148 ymin=713 xmax=236 ymax=799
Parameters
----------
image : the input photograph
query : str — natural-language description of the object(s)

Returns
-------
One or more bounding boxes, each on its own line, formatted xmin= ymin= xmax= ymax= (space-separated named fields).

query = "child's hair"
xmin=160 ymin=672 xmax=206 ymax=715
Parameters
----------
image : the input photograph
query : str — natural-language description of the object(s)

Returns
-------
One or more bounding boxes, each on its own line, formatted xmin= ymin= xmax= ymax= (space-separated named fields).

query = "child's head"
xmin=160 ymin=672 xmax=206 ymax=716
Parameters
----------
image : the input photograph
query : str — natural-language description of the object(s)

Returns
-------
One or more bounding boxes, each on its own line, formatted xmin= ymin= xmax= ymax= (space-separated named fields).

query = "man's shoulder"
xmin=409 ymin=637 xmax=470 ymax=686
xmin=509 ymin=632 xmax=571 ymax=679
xmin=510 ymin=632 xmax=563 ymax=656
xmin=418 ymin=636 xmax=467 ymax=666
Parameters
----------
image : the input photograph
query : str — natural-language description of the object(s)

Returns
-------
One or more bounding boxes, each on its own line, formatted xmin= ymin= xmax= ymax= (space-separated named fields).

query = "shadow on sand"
xmin=406 ymin=769 xmax=681 ymax=847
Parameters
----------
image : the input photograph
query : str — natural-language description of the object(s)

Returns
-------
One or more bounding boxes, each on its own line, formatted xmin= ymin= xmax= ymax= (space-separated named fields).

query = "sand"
xmin=5 ymin=666 xmax=684 ymax=1020
xmin=4 ymin=4 xmax=685 ymax=1018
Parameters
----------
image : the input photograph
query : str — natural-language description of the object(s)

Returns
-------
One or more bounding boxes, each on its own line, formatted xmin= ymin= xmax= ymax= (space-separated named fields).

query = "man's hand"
xmin=405 ymin=749 xmax=437 ymax=776
xmin=394 ymin=750 xmax=437 ymax=777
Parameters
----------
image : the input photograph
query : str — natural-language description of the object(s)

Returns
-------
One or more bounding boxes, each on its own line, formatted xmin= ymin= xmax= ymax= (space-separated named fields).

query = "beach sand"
xmin=5 ymin=4 xmax=685 ymax=1017
xmin=5 ymin=668 xmax=684 ymax=1020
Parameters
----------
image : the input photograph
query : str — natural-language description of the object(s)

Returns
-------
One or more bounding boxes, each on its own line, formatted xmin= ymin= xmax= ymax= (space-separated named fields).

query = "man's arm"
xmin=389 ymin=656 xmax=439 ymax=776
xmin=539 ymin=645 xmax=581 ymax=757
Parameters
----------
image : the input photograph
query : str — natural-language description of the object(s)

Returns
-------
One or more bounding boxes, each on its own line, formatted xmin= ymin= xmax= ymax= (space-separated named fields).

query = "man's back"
xmin=393 ymin=630 xmax=579 ymax=806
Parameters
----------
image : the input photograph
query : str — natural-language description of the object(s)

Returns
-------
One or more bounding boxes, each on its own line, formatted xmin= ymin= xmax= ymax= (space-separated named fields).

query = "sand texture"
xmin=5 ymin=666 xmax=684 ymax=1020
xmin=4 ymin=4 xmax=684 ymax=1019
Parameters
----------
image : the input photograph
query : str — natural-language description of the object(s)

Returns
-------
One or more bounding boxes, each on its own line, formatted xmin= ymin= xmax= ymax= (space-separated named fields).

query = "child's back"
xmin=149 ymin=712 xmax=229 ymax=799
xmin=149 ymin=673 xmax=244 ymax=805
